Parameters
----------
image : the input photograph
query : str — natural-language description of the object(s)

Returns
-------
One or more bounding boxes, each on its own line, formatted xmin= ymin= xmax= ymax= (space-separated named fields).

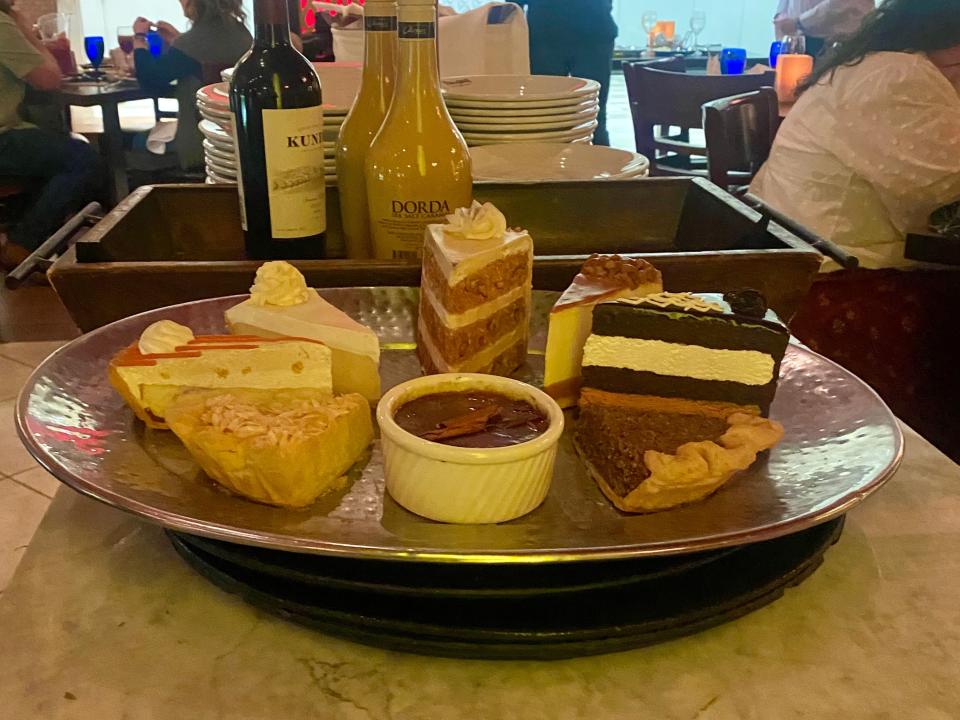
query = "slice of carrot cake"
xmin=417 ymin=201 xmax=533 ymax=376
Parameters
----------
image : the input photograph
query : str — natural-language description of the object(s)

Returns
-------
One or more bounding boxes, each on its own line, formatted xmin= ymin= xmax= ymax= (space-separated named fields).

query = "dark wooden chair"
xmin=624 ymin=65 xmax=776 ymax=177
xmin=702 ymin=87 xmax=780 ymax=192
xmin=623 ymin=56 xmax=686 ymax=143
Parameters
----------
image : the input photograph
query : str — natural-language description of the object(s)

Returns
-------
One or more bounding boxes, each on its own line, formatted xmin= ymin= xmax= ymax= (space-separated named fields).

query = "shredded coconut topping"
xmin=200 ymin=393 xmax=352 ymax=448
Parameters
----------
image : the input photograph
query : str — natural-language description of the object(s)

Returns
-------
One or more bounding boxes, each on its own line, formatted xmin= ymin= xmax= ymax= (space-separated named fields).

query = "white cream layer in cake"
xmin=582 ymin=336 xmax=775 ymax=386
xmin=420 ymin=282 xmax=529 ymax=329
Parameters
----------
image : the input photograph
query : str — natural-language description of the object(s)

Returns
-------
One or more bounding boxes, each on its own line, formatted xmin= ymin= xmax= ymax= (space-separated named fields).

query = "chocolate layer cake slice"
xmin=417 ymin=202 xmax=533 ymax=376
xmin=575 ymin=291 xmax=787 ymax=513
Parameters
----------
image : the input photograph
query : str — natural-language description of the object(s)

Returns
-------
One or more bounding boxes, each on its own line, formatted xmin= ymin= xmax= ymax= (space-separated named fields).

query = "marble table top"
xmin=2 ymin=424 xmax=960 ymax=719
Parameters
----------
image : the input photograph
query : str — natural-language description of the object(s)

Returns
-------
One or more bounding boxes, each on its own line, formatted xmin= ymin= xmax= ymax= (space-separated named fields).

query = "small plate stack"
xmin=196 ymin=83 xmax=237 ymax=184
xmin=441 ymin=75 xmax=601 ymax=147
xmin=470 ymin=143 xmax=650 ymax=183
xmin=199 ymin=63 xmax=362 ymax=185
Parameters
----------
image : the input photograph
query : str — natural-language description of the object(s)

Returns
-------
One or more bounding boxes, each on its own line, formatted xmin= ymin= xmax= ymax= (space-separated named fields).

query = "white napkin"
xmin=146 ymin=119 xmax=177 ymax=155
xmin=439 ymin=3 xmax=530 ymax=77
xmin=328 ymin=2 xmax=530 ymax=76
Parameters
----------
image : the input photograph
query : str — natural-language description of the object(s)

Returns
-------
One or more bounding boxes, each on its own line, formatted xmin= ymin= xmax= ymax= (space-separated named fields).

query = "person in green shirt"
xmin=516 ymin=0 xmax=618 ymax=146
xmin=0 ymin=3 xmax=102 ymax=270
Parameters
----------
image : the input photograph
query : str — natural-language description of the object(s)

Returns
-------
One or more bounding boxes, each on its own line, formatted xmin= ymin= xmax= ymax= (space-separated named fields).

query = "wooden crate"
xmin=50 ymin=179 xmax=821 ymax=332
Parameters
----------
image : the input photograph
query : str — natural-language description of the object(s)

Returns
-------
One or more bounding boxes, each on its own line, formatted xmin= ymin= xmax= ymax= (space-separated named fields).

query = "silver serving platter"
xmin=16 ymin=288 xmax=903 ymax=563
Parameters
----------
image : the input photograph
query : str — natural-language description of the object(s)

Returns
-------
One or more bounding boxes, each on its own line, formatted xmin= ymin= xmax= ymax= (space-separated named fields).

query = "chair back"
xmin=627 ymin=65 xmax=776 ymax=176
xmin=703 ymin=87 xmax=780 ymax=191
xmin=623 ymin=56 xmax=686 ymax=136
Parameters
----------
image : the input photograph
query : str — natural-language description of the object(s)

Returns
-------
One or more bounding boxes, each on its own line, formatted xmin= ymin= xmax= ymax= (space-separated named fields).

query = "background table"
xmin=1 ymin=424 xmax=959 ymax=718
xmin=53 ymin=81 xmax=175 ymax=204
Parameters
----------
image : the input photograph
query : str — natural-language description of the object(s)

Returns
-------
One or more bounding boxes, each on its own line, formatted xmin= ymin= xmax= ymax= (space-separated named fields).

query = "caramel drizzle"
xmin=115 ymin=334 xmax=326 ymax=367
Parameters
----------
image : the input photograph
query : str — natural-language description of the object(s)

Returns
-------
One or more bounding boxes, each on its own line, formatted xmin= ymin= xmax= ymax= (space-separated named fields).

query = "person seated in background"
xmin=133 ymin=0 xmax=253 ymax=171
xmin=754 ymin=0 xmax=960 ymax=462
xmin=773 ymin=0 xmax=874 ymax=56
xmin=752 ymin=0 xmax=960 ymax=269
xmin=515 ymin=0 xmax=617 ymax=147
xmin=0 ymin=2 xmax=102 ymax=270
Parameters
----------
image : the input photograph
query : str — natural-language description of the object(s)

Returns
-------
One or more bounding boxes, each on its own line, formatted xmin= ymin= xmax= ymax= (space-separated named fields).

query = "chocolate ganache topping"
xmin=394 ymin=391 xmax=549 ymax=448
xmin=724 ymin=289 xmax=768 ymax=319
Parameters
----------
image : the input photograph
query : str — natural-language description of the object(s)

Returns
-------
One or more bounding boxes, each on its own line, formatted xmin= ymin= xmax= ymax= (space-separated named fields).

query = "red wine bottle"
xmin=230 ymin=0 xmax=326 ymax=260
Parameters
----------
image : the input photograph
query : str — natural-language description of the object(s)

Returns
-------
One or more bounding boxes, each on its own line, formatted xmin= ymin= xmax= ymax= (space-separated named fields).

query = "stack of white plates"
xmin=441 ymin=75 xmax=601 ymax=147
xmin=470 ymin=143 xmax=650 ymax=183
xmin=199 ymin=64 xmax=361 ymax=186
xmin=196 ymin=84 xmax=238 ymax=184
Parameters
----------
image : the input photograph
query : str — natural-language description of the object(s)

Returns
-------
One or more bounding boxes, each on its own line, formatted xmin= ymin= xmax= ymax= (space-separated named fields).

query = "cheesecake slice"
xmin=166 ymin=388 xmax=373 ymax=508
xmin=543 ymin=255 xmax=662 ymax=408
xmin=109 ymin=327 xmax=333 ymax=429
xmin=225 ymin=262 xmax=381 ymax=401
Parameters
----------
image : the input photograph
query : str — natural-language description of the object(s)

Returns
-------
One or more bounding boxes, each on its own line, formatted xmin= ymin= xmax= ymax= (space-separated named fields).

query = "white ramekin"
xmin=377 ymin=373 xmax=565 ymax=524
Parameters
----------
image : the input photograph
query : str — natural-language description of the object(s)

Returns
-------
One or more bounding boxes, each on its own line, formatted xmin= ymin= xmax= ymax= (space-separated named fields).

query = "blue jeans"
xmin=0 ymin=128 xmax=103 ymax=251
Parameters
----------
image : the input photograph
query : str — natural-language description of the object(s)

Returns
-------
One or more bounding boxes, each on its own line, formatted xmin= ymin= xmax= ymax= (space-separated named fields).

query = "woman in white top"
xmin=751 ymin=0 xmax=960 ymax=269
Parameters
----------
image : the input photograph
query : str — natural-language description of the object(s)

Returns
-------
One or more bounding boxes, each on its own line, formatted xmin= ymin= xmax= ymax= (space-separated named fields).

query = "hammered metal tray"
xmin=16 ymin=288 xmax=903 ymax=562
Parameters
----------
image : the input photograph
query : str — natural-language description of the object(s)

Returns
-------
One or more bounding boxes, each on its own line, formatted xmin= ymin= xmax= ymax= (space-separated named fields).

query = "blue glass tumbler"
xmin=720 ymin=47 xmax=747 ymax=75
xmin=769 ymin=40 xmax=783 ymax=68
xmin=146 ymin=30 xmax=163 ymax=58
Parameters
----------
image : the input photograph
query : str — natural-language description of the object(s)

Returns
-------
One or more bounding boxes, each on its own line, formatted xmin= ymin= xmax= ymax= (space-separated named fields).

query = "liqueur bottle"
xmin=365 ymin=0 xmax=472 ymax=261
xmin=336 ymin=0 xmax=399 ymax=259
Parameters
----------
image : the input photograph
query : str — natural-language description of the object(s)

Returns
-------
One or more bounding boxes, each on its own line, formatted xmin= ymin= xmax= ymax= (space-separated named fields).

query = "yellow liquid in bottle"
xmin=336 ymin=0 xmax=398 ymax=259
xmin=365 ymin=0 xmax=472 ymax=261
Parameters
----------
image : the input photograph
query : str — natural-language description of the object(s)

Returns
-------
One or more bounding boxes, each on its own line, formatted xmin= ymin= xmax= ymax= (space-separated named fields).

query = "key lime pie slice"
xmin=109 ymin=320 xmax=333 ymax=429
xmin=543 ymin=255 xmax=662 ymax=408
xmin=225 ymin=261 xmax=381 ymax=401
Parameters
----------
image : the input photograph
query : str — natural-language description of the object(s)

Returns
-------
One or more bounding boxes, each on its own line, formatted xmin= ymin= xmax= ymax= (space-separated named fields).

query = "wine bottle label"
xmin=398 ymin=22 xmax=435 ymax=39
xmin=261 ymin=106 xmax=327 ymax=239
xmin=366 ymin=16 xmax=398 ymax=32
xmin=231 ymin=120 xmax=249 ymax=232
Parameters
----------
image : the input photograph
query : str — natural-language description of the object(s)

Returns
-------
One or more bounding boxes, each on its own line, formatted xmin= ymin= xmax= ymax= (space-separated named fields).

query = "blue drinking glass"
xmin=769 ymin=40 xmax=783 ymax=68
xmin=146 ymin=30 xmax=163 ymax=58
xmin=720 ymin=47 xmax=747 ymax=75
xmin=83 ymin=35 xmax=105 ymax=73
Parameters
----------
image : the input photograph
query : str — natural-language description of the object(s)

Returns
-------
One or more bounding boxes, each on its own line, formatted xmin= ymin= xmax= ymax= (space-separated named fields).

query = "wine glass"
xmin=117 ymin=26 xmax=135 ymax=56
xmin=641 ymin=11 xmax=658 ymax=49
xmin=780 ymin=33 xmax=807 ymax=56
xmin=84 ymin=35 xmax=105 ymax=80
xmin=689 ymin=10 xmax=706 ymax=49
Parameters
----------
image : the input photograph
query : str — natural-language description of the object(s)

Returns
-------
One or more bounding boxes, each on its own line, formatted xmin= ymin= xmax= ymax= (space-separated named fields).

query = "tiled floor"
xmin=0 ymin=340 xmax=66 ymax=597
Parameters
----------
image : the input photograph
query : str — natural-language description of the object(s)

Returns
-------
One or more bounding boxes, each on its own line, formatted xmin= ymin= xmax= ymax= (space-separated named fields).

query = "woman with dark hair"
xmin=753 ymin=0 xmax=960 ymax=462
xmin=751 ymin=0 xmax=960 ymax=268
xmin=133 ymin=0 xmax=253 ymax=169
